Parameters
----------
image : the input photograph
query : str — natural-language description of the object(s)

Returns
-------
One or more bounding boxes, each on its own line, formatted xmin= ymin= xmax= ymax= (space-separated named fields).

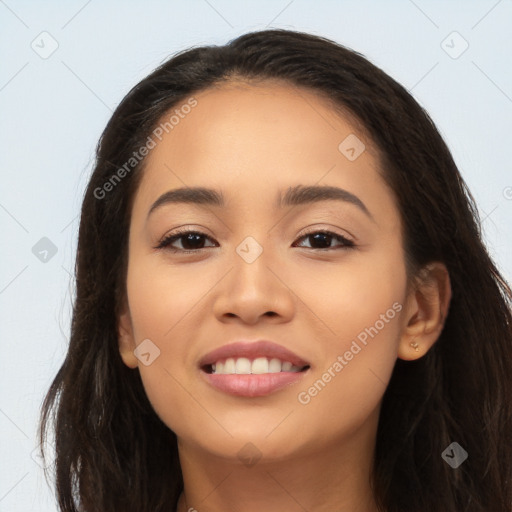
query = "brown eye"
xmin=293 ymin=230 xmax=355 ymax=250
xmin=155 ymin=228 xmax=355 ymax=254
xmin=155 ymin=230 xmax=217 ymax=253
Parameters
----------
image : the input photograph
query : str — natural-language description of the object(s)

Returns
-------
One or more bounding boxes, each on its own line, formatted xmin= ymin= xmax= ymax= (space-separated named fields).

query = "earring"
xmin=410 ymin=340 xmax=420 ymax=352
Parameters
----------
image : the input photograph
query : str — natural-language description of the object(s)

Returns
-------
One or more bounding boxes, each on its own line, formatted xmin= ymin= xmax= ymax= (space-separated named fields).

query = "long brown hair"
xmin=39 ymin=28 xmax=512 ymax=512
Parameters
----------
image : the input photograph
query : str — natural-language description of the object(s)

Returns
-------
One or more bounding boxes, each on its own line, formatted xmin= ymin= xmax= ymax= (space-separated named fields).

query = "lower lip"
xmin=201 ymin=370 xmax=308 ymax=397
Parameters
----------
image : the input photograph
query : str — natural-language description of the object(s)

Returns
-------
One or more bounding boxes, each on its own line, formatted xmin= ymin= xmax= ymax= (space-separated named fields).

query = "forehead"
xmin=157 ymin=81 xmax=373 ymax=163
xmin=132 ymin=81 xmax=396 ymax=223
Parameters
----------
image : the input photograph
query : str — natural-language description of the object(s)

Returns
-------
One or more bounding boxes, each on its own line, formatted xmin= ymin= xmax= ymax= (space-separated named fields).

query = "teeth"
xmin=235 ymin=357 xmax=252 ymax=374
xmin=268 ymin=358 xmax=282 ymax=373
xmin=282 ymin=361 xmax=292 ymax=372
xmin=251 ymin=357 xmax=268 ymax=374
xmin=210 ymin=357 xmax=304 ymax=375
xmin=224 ymin=358 xmax=236 ymax=373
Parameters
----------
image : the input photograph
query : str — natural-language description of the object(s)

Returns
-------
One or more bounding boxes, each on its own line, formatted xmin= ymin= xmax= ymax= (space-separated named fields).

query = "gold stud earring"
xmin=410 ymin=341 xmax=420 ymax=352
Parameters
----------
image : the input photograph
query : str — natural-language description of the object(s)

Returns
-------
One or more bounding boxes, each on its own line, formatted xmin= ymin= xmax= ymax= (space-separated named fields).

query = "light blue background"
xmin=1 ymin=1 xmax=511 ymax=510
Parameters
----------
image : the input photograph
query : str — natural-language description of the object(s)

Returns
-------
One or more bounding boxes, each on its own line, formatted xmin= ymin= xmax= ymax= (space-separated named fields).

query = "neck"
xmin=175 ymin=413 xmax=380 ymax=512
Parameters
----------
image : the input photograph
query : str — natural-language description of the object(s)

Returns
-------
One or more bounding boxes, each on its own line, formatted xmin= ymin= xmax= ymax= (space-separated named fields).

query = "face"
xmin=118 ymin=81 xmax=411 ymax=462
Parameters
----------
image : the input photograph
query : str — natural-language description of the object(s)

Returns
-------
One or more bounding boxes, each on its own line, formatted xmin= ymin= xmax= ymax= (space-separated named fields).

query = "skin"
xmin=118 ymin=81 xmax=451 ymax=512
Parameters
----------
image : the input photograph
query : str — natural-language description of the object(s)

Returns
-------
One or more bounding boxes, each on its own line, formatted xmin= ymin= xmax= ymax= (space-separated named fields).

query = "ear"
xmin=398 ymin=262 xmax=452 ymax=361
xmin=117 ymin=299 xmax=139 ymax=369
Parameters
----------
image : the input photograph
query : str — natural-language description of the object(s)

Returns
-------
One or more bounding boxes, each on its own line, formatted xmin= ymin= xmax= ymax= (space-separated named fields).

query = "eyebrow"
xmin=147 ymin=184 xmax=374 ymax=221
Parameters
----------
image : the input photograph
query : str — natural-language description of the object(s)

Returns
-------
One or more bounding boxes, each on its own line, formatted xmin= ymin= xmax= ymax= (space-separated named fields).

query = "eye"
xmin=155 ymin=228 xmax=355 ymax=254
xmin=292 ymin=229 xmax=355 ymax=250
xmin=155 ymin=229 xmax=217 ymax=253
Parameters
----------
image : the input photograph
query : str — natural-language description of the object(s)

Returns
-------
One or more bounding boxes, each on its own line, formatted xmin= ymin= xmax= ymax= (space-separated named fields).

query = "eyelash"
xmin=154 ymin=227 xmax=356 ymax=254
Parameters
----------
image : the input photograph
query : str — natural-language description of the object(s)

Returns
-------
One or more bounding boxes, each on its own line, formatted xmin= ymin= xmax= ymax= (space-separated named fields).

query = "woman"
xmin=39 ymin=28 xmax=512 ymax=512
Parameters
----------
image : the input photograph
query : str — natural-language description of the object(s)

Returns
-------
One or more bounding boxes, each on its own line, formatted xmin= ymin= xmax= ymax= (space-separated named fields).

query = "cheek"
xmin=287 ymin=251 xmax=405 ymax=437
xmin=285 ymin=244 xmax=406 ymax=350
xmin=293 ymin=298 xmax=404 ymax=447
xmin=124 ymin=254 xmax=221 ymax=433
xmin=125 ymin=255 xmax=213 ymax=343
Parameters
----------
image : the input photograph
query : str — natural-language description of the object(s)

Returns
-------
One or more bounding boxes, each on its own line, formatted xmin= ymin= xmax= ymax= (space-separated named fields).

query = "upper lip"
xmin=198 ymin=340 xmax=310 ymax=369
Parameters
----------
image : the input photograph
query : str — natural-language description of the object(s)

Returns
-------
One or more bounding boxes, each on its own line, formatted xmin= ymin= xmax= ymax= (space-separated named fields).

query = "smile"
xmin=200 ymin=357 xmax=310 ymax=397
xmin=208 ymin=357 xmax=306 ymax=375
xmin=198 ymin=340 xmax=311 ymax=397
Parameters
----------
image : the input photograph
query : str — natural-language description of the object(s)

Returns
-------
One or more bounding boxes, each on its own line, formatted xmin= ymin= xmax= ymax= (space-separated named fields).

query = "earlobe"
xmin=117 ymin=307 xmax=139 ymax=369
xmin=398 ymin=262 xmax=452 ymax=361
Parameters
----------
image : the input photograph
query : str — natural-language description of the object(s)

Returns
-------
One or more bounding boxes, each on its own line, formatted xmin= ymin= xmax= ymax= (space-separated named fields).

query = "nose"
xmin=212 ymin=242 xmax=296 ymax=325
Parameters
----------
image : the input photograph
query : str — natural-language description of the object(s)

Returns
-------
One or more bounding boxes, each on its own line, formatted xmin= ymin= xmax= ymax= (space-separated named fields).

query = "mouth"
xmin=198 ymin=340 xmax=311 ymax=397
xmin=201 ymin=357 xmax=310 ymax=375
